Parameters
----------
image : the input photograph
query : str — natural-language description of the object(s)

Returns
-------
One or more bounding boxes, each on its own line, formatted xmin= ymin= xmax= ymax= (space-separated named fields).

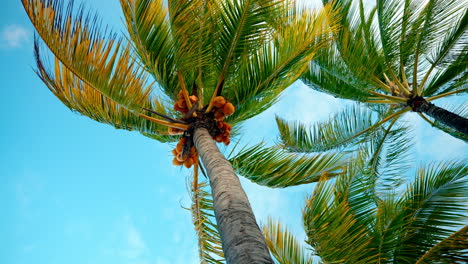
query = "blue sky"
xmin=1 ymin=1 xmax=466 ymax=264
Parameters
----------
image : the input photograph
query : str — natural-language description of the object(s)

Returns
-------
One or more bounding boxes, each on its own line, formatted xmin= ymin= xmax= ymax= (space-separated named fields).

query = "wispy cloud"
xmin=121 ymin=216 xmax=148 ymax=260
xmin=1 ymin=24 xmax=30 ymax=49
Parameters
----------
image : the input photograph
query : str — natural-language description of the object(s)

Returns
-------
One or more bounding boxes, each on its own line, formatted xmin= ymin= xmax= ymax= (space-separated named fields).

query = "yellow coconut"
xmin=222 ymin=102 xmax=235 ymax=116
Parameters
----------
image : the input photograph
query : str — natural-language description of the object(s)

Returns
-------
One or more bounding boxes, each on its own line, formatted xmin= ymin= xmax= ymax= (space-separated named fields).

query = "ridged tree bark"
xmin=417 ymin=101 xmax=468 ymax=135
xmin=193 ymin=127 xmax=274 ymax=264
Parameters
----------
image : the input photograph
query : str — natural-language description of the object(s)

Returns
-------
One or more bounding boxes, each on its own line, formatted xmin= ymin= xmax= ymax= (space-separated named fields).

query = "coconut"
xmin=212 ymin=96 xmax=226 ymax=108
xmin=173 ymin=157 xmax=184 ymax=166
xmin=184 ymin=158 xmax=194 ymax=168
xmin=177 ymin=99 xmax=187 ymax=109
xmin=175 ymin=143 xmax=183 ymax=153
xmin=189 ymin=95 xmax=198 ymax=104
xmin=222 ymin=102 xmax=235 ymax=116
xmin=176 ymin=152 xmax=185 ymax=162
xmin=223 ymin=123 xmax=232 ymax=131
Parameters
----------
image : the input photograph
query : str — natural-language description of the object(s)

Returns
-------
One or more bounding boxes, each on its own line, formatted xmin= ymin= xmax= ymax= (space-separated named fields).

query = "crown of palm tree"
xmin=301 ymin=0 xmax=467 ymax=140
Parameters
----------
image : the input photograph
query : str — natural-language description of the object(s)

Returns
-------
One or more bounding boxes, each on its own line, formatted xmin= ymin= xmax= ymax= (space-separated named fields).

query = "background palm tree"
xmin=301 ymin=0 xmax=468 ymax=140
xmin=22 ymin=0 xmax=345 ymax=262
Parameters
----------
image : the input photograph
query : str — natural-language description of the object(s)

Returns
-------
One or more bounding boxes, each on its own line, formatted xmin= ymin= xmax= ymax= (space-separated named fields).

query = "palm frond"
xmin=35 ymin=45 xmax=179 ymax=142
xmin=362 ymin=120 xmax=413 ymax=193
xmin=263 ymin=219 xmax=315 ymax=264
xmin=303 ymin=169 xmax=378 ymax=263
xmin=223 ymin=3 xmax=339 ymax=121
xmin=303 ymin=44 xmax=375 ymax=101
xmin=393 ymin=161 xmax=468 ymax=262
xmin=120 ymin=0 xmax=178 ymax=98
xmin=412 ymin=0 xmax=467 ymax=95
xmin=230 ymin=143 xmax=346 ymax=188
xmin=421 ymin=8 xmax=467 ymax=92
xmin=276 ymin=105 xmax=378 ymax=152
xmin=424 ymin=48 xmax=468 ymax=97
xmin=212 ymin=0 xmax=287 ymax=95
xmin=415 ymin=225 xmax=468 ymax=264
xmin=23 ymin=0 xmax=152 ymax=112
xmin=190 ymin=181 xmax=225 ymax=264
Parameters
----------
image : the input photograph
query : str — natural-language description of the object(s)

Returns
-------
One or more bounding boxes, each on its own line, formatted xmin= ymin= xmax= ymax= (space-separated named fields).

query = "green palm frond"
xmin=304 ymin=45 xmax=374 ymax=101
xmin=424 ymin=49 xmax=468 ymax=97
xmin=23 ymin=0 xmax=153 ymax=112
xmin=120 ymin=0 xmax=179 ymax=98
xmin=362 ymin=120 xmax=413 ymax=193
xmin=393 ymin=161 xmax=468 ymax=262
xmin=213 ymin=0 xmax=285 ymax=79
xmin=302 ymin=159 xmax=468 ymax=263
xmin=415 ymin=225 xmax=468 ymax=264
xmin=190 ymin=181 xmax=225 ymax=264
xmin=276 ymin=105 xmax=379 ymax=152
xmin=230 ymin=143 xmax=346 ymax=188
xmin=35 ymin=45 xmax=178 ymax=142
xmin=303 ymin=168 xmax=377 ymax=263
xmin=263 ymin=219 xmax=316 ymax=264
xmin=422 ymin=8 xmax=467 ymax=96
xmin=120 ymin=0 xmax=213 ymax=99
xmin=224 ymin=3 xmax=339 ymax=122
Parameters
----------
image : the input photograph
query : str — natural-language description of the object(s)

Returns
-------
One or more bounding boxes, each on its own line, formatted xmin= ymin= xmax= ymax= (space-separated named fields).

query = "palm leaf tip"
xmin=263 ymin=218 xmax=315 ymax=264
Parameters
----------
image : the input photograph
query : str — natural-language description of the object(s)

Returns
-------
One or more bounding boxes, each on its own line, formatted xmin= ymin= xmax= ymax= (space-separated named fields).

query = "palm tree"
xmin=262 ymin=134 xmax=467 ymax=263
xmin=22 ymin=0 xmax=344 ymax=262
xmin=302 ymin=0 xmax=468 ymax=140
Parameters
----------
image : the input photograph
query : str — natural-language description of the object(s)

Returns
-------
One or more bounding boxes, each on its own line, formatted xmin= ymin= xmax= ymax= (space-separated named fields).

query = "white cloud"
xmin=118 ymin=216 xmax=150 ymax=262
xmin=1 ymin=24 xmax=30 ymax=48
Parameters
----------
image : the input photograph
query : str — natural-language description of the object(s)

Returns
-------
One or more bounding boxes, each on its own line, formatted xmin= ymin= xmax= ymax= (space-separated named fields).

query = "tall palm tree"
xmin=302 ymin=0 xmax=468 ymax=140
xmin=22 ymin=0 xmax=344 ymax=262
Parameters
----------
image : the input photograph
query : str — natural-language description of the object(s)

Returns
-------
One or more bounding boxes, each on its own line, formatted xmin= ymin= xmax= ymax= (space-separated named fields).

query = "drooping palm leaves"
xmin=301 ymin=160 xmax=468 ymax=263
xmin=262 ymin=145 xmax=467 ymax=263
xmin=23 ymin=0 xmax=344 ymax=261
xmin=303 ymin=0 xmax=468 ymax=138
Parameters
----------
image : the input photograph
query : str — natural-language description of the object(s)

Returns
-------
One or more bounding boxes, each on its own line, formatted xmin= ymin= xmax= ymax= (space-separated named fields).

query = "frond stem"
xmin=418 ymin=113 xmax=435 ymax=126
xmin=142 ymin=108 xmax=188 ymax=124
xmin=177 ymin=71 xmax=195 ymax=114
xmin=138 ymin=113 xmax=189 ymax=130
xmin=427 ymin=88 xmax=468 ymax=102
xmin=364 ymin=100 xmax=396 ymax=104
xmin=369 ymin=91 xmax=408 ymax=103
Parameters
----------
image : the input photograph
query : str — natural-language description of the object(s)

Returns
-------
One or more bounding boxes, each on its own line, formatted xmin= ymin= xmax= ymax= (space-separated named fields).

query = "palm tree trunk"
xmin=193 ymin=127 xmax=273 ymax=264
xmin=418 ymin=101 xmax=468 ymax=135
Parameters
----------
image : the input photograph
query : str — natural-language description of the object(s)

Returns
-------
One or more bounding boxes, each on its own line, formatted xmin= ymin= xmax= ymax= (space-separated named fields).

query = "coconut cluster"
xmin=214 ymin=121 xmax=232 ymax=145
xmin=211 ymin=96 xmax=234 ymax=145
xmin=212 ymin=96 xmax=235 ymax=121
xmin=170 ymin=93 xmax=235 ymax=168
xmin=172 ymin=137 xmax=199 ymax=168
